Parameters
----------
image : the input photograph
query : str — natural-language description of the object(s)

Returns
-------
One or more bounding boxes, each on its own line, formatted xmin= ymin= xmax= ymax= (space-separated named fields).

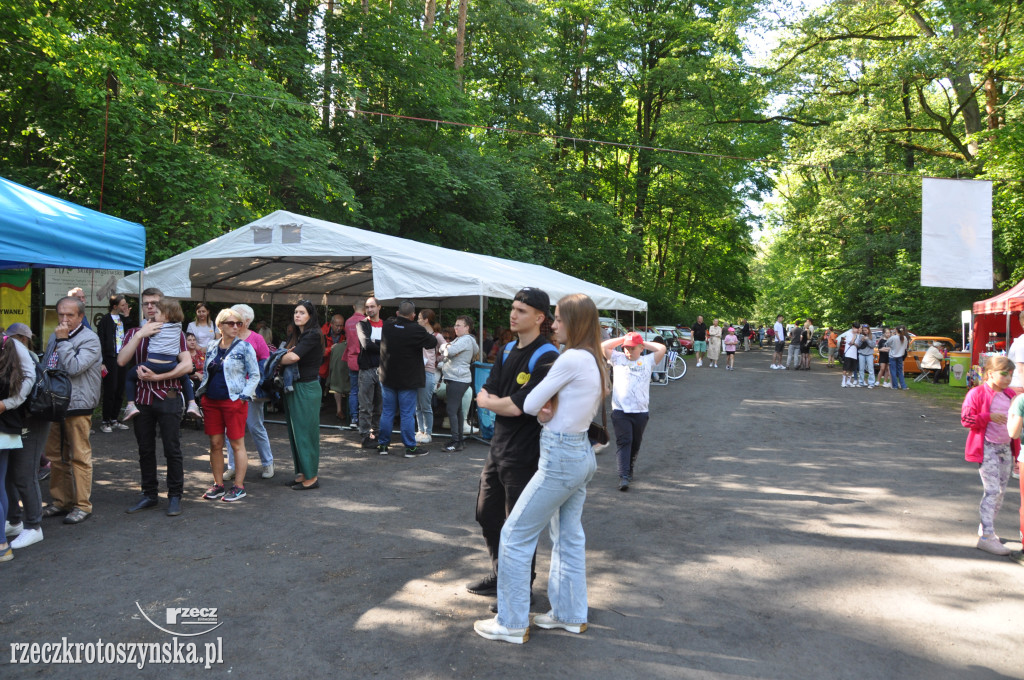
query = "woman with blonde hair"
xmin=474 ymin=293 xmax=605 ymax=644
xmin=198 ymin=308 xmax=260 ymax=503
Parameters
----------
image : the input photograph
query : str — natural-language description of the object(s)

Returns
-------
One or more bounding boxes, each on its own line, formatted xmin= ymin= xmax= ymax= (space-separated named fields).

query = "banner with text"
xmin=0 ymin=268 xmax=31 ymax=327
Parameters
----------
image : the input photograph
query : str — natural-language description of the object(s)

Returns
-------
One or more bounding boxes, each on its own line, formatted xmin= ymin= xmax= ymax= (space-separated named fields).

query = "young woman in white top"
xmin=886 ymin=326 xmax=910 ymax=390
xmin=186 ymin=302 xmax=217 ymax=349
xmin=474 ymin=293 xmax=606 ymax=644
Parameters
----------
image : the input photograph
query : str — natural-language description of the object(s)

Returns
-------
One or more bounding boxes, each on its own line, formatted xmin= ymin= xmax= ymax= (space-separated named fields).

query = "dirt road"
xmin=4 ymin=349 xmax=1022 ymax=679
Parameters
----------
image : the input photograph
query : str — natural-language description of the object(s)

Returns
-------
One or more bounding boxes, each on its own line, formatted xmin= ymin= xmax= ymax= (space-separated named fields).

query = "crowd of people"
xmin=1 ymin=285 xmax=633 ymax=642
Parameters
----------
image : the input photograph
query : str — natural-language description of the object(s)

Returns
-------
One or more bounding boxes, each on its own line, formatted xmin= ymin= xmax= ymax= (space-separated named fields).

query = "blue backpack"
xmin=501 ymin=340 xmax=559 ymax=379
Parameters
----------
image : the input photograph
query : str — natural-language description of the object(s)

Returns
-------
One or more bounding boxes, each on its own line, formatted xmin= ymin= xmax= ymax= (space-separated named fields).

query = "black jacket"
xmin=97 ymin=313 xmax=136 ymax=366
xmin=356 ymin=318 xmax=382 ymax=370
xmin=379 ymin=316 xmax=438 ymax=390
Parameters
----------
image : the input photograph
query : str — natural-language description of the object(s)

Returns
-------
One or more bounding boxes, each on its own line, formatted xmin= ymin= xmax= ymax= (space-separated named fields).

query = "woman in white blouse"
xmin=186 ymin=302 xmax=217 ymax=349
xmin=474 ymin=293 xmax=606 ymax=644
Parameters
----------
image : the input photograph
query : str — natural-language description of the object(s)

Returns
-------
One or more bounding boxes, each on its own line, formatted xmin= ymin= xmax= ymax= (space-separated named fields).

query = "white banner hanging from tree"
xmin=920 ymin=178 xmax=992 ymax=289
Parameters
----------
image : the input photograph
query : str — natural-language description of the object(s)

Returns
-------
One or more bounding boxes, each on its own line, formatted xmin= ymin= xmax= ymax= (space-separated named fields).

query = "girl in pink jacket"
xmin=961 ymin=356 xmax=1019 ymax=556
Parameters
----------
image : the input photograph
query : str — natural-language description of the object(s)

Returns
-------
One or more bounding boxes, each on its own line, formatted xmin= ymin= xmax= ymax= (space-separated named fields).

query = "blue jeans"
xmin=416 ymin=372 xmax=437 ymax=434
xmin=857 ymin=354 xmax=875 ymax=386
xmin=889 ymin=356 xmax=907 ymax=389
xmin=348 ymin=370 xmax=359 ymax=423
xmin=497 ymin=429 xmax=596 ymax=630
xmin=226 ymin=400 xmax=273 ymax=468
xmin=378 ymin=386 xmax=418 ymax=448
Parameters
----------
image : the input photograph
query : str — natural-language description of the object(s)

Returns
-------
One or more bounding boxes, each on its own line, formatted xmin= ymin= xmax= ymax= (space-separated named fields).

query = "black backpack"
xmin=28 ymin=353 xmax=72 ymax=422
xmin=255 ymin=348 xmax=289 ymax=400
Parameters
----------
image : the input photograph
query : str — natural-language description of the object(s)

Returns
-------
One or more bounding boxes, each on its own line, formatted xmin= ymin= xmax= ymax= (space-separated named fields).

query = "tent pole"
xmin=1007 ymin=312 xmax=1011 ymax=351
xmin=478 ymin=294 xmax=484 ymax=358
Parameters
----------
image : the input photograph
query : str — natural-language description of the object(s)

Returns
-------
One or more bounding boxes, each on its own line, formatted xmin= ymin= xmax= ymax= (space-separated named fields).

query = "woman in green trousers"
xmin=280 ymin=301 xmax=325 ymax=490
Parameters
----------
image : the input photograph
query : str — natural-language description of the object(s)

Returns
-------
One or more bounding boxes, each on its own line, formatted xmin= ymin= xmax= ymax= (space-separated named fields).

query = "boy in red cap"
xmin=601 ymin=332 xmax=666 ymax=491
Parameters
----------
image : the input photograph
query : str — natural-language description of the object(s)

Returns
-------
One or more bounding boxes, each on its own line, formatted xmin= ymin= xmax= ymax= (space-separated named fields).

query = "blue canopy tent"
xmin=0 ymin=176 xmax=146 ymax=270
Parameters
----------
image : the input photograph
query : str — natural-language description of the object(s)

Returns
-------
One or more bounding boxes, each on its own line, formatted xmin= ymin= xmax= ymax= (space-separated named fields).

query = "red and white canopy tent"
xmin=971 ymin=279 xmax=1024 ymax=365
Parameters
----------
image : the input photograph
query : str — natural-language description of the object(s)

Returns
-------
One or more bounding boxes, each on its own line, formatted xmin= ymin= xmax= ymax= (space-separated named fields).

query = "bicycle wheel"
xmin=667 ymin=355 xmax=686 ymax=380
xmin=818 ymin=341 xmax=829 ymax=359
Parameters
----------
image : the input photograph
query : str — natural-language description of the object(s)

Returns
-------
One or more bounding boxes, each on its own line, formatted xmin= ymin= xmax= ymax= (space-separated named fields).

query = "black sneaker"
xmin=361 ymin=436 xmax=378 ymax=449
xmin=618 ymin=477 xmax=630 ymax=491
xmin=377 ymin=443 xmax=389 ymax=455
xmin=404 ymin=446 xmax=429 ymax=458
xmin=466 ymin=574 xmax=498 ymax=596
xmin=444 ymin=441 xmax=464 ymax=453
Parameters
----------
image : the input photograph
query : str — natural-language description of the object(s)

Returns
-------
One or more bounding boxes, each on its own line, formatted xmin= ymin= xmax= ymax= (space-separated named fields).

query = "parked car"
xmin=871 ymin=334 xmax=953 ymax=372
xmin=674 ymin=327 xmax=695 ymax=354
xmin=599 ymin=317 xmax=629 ymax=339
xmin=653 ymin=326 xmax=688 ymax=353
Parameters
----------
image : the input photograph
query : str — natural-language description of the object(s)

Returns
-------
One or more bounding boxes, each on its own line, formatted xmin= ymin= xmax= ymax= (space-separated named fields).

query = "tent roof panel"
xmin=0 ymin=176 xmax=146 ymax=270
xmin=116 ymin=211 xmax=646 ymax=312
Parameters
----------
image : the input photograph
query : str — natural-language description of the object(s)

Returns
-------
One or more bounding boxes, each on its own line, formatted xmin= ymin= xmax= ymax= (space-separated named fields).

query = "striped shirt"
xmin=123 ymin=326 xmax=187 ymax=405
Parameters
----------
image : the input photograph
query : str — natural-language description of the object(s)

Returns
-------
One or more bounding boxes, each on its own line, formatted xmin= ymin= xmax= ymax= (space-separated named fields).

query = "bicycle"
xmin=652 ymin=349 xmax=686 ymax=385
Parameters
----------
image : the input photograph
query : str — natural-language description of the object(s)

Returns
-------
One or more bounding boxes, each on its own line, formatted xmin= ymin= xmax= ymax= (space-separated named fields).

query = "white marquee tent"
xmin=116 ymin=211 xmax=647 ymax=313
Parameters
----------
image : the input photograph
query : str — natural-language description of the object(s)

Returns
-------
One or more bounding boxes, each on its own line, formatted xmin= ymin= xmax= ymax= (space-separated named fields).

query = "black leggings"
xmin=445 ymin=380 xmax=472 ymax=442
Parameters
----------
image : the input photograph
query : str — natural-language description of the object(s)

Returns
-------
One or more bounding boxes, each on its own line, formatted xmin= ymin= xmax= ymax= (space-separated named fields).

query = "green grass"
xmin=904 ymin=379 xmax=967 ymax=412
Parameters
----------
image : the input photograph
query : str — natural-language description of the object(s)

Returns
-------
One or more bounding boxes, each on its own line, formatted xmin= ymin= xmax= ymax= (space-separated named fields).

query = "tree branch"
xmin=887 ymin=139 xmax=968 ymax=161
xmin=713 ymin=115 xmax=831 ymax=127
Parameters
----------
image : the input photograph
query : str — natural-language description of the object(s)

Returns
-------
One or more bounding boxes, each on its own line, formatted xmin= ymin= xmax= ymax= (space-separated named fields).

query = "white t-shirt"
xmin=609 ymin=351 xmax=654 ymax=413
xmin=773 ymin=322 xmax=784 ymax=340
xmin=522 ymin=349 xmax=602 ymax=433
xmin=1008 ymin=334 xmax=1024 ymax=388
xmin=842 ymin=329 xmax=859 ymax=360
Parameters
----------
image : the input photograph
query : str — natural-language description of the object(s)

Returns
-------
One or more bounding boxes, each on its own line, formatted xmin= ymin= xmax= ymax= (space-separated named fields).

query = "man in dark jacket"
xmin=96 ymin=294 xmax=134 ymax=433
xmin=376 ymin=301 xmax=438 ymax=457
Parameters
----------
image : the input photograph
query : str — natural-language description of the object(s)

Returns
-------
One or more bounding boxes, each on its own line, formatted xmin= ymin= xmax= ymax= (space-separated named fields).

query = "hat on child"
xmin=623 ymin=332 xmax=644 ymax=347
xmin=727 ymin=327 xmax=735 ymax=333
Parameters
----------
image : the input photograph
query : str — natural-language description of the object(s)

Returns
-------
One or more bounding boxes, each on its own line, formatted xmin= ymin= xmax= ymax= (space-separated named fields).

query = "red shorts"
xmin=202 ymin=396 xmax=249 ymax=441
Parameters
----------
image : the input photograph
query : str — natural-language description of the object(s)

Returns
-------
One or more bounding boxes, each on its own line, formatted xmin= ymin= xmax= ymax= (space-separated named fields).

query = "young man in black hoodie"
xmin=376 ymin=301 xmax=438 ymax=457
xmin=468 ymin=287 xmax=559 ymax=604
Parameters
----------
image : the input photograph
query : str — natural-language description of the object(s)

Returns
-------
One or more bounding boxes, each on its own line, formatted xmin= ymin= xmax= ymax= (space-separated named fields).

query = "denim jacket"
xmin=197 ymin=339 xmax=260 ymax=401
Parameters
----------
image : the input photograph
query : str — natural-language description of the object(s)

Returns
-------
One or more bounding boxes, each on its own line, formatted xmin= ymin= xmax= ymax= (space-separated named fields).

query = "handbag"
xmin=587 ymin=351 xmax=610 ymax=446
xmin=28 ymin=349 xmax=72 ymax=422
xmin=587 ymin=400 xmax=609 ymax=446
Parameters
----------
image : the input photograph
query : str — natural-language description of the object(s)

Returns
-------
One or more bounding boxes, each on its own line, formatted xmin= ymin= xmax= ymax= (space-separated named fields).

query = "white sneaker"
xmin=223 ymin=468 xmax=235 ymax=481
xmin=414 ymin=431 xmax=429 ymax=444
xmin=696 ymin=360 xmax=702 ymax=367
xmin=533 ymin=611 xmax=587 ymax=634
xmin=113 ymin=421 xmax=130 ymax=430
xmin=261 ymin=462 xmax=275 ymax=479
xmin=99 ymin=422 xmax=113 ymax=433
xmin=10 ymin=527 xmax=43 ymax=549
xmin=5 ymin=521 xmax=23 ymax=537
xmin=473 ymin=616 xmax=529 ymax=644
xmin=977 ymin=535 xmax=1011 ymax=556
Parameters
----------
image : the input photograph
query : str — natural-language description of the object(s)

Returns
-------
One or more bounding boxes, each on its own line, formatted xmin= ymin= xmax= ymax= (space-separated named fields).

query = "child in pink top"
xmin=961 ymin=356 xmax=1018 ymax=556
xmin=723 ymin=327 xmax=739 ymax=371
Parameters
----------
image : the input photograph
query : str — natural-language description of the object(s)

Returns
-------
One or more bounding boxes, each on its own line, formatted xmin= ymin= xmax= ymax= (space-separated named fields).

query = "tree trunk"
xmin=323 ymin=0 xmax=334 ymax=130
xmin=423 ymin=0 xmax=436 ymax=31
xmin=455 ymin=0 xmax=469 ymax=86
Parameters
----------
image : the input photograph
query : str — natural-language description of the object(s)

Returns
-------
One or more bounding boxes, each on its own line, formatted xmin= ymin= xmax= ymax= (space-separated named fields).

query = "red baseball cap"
xmin=623 ymin=332 xmax=644 ymax=347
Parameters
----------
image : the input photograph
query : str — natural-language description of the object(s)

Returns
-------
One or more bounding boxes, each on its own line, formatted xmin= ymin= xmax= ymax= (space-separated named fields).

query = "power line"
xmin=153 ymin=79 xmax=1024 ymax=185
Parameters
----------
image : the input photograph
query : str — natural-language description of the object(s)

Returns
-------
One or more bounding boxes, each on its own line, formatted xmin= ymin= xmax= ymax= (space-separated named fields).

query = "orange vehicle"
xmin=875 ymin=335 xmax=956 ymax=373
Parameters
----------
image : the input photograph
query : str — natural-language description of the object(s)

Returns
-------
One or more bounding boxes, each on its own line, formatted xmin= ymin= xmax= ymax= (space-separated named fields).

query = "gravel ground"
xmin=3 ymin=348 xmax=1022 ymax=679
